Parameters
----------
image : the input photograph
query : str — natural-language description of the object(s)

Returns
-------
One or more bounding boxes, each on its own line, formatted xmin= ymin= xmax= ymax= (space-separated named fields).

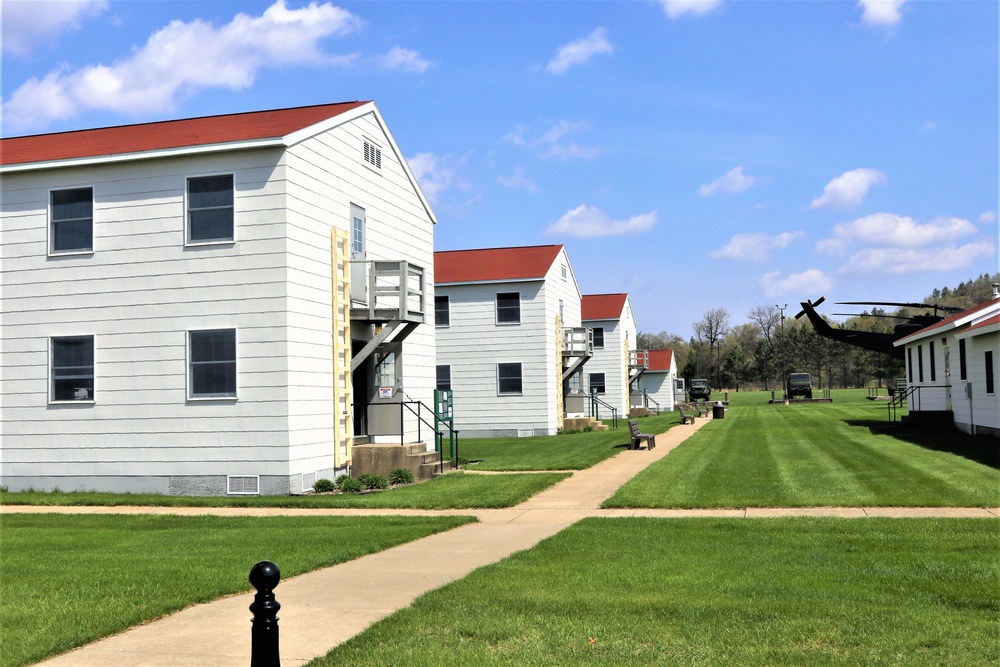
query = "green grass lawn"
xmin=0 ymin=471 xmax=570 ymax=509
xmin=0 ymin=513 xmax=474 ymax=667
xmin=605 ymin=390 xmax=1000 ymax=508
xmin=308 ymin=517 xmax=999 ymax=667
xmin=460 ymin=411 xmax=681 ymax=471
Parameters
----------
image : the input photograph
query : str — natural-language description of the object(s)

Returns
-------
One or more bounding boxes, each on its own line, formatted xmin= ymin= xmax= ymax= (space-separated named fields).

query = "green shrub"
xmin=389 ymin=468 xmax=415 ymax=485
xmin=334 ymin=474 xmax=351 ymax=489
xmin=312 ymin=478 xmax=336 ymax=493
xmin=338 ymin=477 xmax=362 ymax=494
xmin=358 ymin=473 xmax=389 ymax=490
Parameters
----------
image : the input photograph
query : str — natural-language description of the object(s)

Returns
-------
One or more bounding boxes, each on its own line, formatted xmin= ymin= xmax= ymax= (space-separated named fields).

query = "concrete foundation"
xmin=350 ymin=443 xmax=450 ymax=481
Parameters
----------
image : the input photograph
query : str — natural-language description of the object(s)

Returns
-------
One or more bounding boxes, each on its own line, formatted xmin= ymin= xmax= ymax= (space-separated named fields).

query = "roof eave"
xmin=0 ymin=137 xmax=285 ymax=174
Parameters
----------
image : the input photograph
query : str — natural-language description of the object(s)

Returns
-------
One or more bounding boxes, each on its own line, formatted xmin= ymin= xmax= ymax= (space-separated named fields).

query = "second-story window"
xmin=496 ymin=292 xmax=520 ymax=324
xmin=188 ymin=175 xmax=234 ymax=243
xmin=50 ymin=187 xmax=93 ymax=254
xmin=435 ymin=296 xmax=450 ymax=327
xmin=592 ymin=327 xmax=605 ymax=349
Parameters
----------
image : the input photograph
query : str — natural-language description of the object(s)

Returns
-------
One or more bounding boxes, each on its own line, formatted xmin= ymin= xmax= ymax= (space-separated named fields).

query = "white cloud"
xmin=2 ymin=0 xmax=364 ymax=132
xmin=979 ymin=211 xmax=997 ymax=225
xmin=406 ymin=153 xmax=472 ymax=205
xmin=377 ymin=46 xmax=432 ymax=73
xmin=698 ymin=165 xmax=757 ymax=197
xmin=858 ymin=0 xmax=908 ymax=28
xmin=545 ymin=28 xmax=614 ymax=75
xmin=504 ymin=120 xmax=602 ymax=161
xmin=497 ymin=167 xmax=539 ymax=192
xmin=546 ymin=205 xmax=656 ymax=238
xmin=761 ymin=269 xmax=832 ymax=298
xmin=809 ymin=168 xmax=886 ymax=209
xmin=826 ymin=213 xmax=978 ymax=248
xmin=2 ymin=0 xmax=108 ymax=56
xmin=660 ymin=0 xmax=723 ymax=19
xmin=839 ymin=241 xmax=996 ymax=275
xmin=710 ymin=231 xmax=804 ymax=261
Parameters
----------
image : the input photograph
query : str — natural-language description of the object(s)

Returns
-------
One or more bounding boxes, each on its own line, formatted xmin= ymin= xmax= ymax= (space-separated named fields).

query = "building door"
xmin=351 ymin=340 xmax=372 ymax=436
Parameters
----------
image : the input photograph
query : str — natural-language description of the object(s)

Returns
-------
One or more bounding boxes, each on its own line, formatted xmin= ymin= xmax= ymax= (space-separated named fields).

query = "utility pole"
xmin=776 ymin=304 xmax=787 ymax=399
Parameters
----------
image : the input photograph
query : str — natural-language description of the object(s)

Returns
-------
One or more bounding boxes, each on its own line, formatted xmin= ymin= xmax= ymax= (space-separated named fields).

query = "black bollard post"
xmin=249 ymin=561 xmax=281 ymax=667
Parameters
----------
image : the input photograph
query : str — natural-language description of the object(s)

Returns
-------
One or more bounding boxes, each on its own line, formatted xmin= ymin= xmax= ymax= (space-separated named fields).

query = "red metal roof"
xmin=0 ymin=101 xmax=369 ymax=166
xmin=895 ymin=298 xmax=1000 ymax=344
xmin=646 ymin=350 xmax=674 ymax=371
xmin=963 ymin=312 xmax=1000 ymax=334
xmin=435 ymin=245 xmax=564 ymax=284
xmin=582 ymin=294 xmax=627 ymax=321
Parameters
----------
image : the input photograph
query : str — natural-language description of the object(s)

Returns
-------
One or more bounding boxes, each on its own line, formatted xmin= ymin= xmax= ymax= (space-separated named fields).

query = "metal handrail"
xmin=363 ymin=400 xmax=460 ymax=473
xmin=589 ymin=393 xmax=618 ymax=430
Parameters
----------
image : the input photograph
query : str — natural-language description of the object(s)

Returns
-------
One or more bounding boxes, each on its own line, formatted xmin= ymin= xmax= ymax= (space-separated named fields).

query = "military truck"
xmin=688 ymin=378 xmax=711 ymax=402
xmin=786 ymin=373 xmax=813 ymax=399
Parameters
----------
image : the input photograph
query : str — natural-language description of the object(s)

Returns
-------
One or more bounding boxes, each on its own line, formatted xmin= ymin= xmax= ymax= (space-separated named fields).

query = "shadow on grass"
xmin=846 ymin=419 xmax=999 ymax=470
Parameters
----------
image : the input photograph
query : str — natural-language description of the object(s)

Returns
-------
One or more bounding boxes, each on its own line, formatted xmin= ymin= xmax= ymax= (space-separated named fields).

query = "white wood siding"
xmin=1 ymin=149 xmax=294 ymax=491
xmin=952 ymin=329 xmax=1000 ymax=433
xmin=283 ymin=111 xmax=435 ymax=458
xmin=436 ymin=281 xmax=552 ymax=436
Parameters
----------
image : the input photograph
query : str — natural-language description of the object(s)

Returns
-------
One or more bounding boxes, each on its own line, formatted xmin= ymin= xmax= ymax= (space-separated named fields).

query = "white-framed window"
xmin=496 ymin=292 xmax=520 ymax=325
xmin=498 ymin=362 xmax=523 ymax=395
xmin=50 ymin=335 xmax=94 ymax=402
xmin=350 ymin=203 xmax=366 ymax=256
xmin=559 ymin=299 xmax=564 ymax=320
xmin=436 ymin=365 xmax=451 ymax=391
xmin=227 ymin=475 xmax=259 ymax=495
xmin=375 ymin=350 xmax=397 ymax=390
xmin=435 ymin=295 xmax=450 ymax=327
xmin=50 ymin=187 xmax=93 ymax=254
xmin=363 ymin=137 xmax=382 ymax=170
xmin=561 ymin=264 xmax=567 ymax=280
xmin=592 ymin=327 xmax=605 ymax=349
xmin=589 ymin=373 xmax=606 ymax=394
xmin=187 ymin=174 xmax=234 ymax=244
xmin=188 ymin=329 xmax=237 ymax=399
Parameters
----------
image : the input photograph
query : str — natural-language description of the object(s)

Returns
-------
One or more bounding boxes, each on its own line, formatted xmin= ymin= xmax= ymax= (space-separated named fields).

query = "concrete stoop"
xmin=351 ymin=443 xmax=452 ymax=481
xmin=562 ymin=417 xmax=609 ymax=432
xmin=629 ymin=407 xmax=654 ymax=418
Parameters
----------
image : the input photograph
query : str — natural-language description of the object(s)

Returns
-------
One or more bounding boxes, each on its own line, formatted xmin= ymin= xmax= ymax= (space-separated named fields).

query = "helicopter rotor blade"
xmin=837 ymin=300 xmax=964 ymax=313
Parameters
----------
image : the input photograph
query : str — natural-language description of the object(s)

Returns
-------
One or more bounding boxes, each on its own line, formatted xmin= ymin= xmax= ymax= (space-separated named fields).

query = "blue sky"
xmin=3 ymin=0 xmax=997 ymax=336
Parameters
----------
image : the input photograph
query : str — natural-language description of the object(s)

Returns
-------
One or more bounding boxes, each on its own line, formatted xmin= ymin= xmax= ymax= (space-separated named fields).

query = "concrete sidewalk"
xmin=20 ymin=415 xmax=999 ymax=666
xmin=29 ymin=419 xmax=709 ymax=667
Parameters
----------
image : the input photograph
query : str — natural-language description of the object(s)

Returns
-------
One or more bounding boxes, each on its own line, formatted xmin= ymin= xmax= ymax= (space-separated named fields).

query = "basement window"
xmin=227 ymin=475 xmax=259 ymax=495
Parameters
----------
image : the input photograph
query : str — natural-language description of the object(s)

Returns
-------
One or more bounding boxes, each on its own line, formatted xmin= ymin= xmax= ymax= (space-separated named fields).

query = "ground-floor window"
xmin=589 ymin=372 xmax=606 ymax=394
xmin=497 ymin=362 xmax=522 ymax=395
xmin=436 ymin=365 xmax=451 ymax=391
xmin=189 ymin=329 xmax=237 ymax=398
xmin=51 ymin=335 xmax=94 ymax=402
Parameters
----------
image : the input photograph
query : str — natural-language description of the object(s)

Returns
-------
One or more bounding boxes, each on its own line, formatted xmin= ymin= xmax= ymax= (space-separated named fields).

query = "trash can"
xmin=712 ymin=402 xmax=725 ymax=419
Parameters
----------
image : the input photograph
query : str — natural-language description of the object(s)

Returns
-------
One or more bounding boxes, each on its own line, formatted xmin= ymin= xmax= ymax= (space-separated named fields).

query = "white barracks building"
xmin=0 ymin=102 xmax=438 ymax=495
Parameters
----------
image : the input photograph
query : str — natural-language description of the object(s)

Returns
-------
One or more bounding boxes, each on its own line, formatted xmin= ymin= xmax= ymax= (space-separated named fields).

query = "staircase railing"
xmin=366 ymin=400 xmax=460 ymax=473
xmin=589 ymin=392 xmax=618 ymax=430
xmin=887 ymin=385 xmax=917 ymax=423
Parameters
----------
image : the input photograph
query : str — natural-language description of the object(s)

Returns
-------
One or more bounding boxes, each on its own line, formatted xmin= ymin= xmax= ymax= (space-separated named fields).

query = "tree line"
xmin=637 ymin=272 xmax=999 ymax=392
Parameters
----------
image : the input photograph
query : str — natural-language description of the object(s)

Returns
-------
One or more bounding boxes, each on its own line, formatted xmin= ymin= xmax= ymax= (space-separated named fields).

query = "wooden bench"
xmin=677 ymin=405 xmax=695 ymax=425
xmin=695 ymin=403 xmax=709 ymax=418
xmin=628 ymin=420 xmax=656 ymax=450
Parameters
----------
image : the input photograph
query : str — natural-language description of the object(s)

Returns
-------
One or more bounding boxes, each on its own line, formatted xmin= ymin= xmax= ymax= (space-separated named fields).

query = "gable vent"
xmin=227 ymin=475 xmax=260 ymax=495
xmin=363 ymin=139 xmax=382 ymax=169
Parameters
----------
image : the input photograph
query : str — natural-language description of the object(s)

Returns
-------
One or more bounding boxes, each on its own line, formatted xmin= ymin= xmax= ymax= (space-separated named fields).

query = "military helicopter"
xmin=793 ymin=296 xmax=963 ymax=359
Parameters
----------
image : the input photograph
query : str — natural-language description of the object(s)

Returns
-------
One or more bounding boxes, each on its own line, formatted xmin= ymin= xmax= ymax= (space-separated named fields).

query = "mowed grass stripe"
xmin=604 ymin=396 xmax=1000 ymax=508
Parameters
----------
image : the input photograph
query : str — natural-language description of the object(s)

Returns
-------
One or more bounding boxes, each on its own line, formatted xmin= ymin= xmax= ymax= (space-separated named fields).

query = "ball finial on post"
xmin=249 ymin=560 xmax=281 ymax=667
